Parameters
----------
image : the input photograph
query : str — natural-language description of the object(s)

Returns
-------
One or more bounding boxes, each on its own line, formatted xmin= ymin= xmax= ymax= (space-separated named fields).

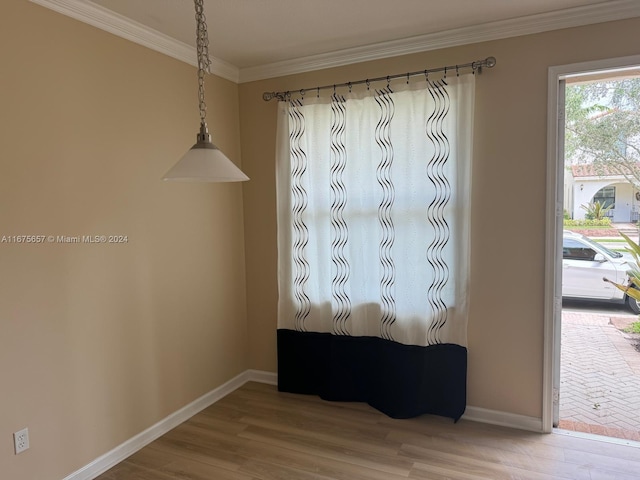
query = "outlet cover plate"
xmin=14 ymin=428 xmax=29 ymax=454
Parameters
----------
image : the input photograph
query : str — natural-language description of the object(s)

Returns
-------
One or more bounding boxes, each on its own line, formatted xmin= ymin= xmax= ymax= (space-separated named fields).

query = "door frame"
xmin=543 ymin=54 xmax=640 ymax=433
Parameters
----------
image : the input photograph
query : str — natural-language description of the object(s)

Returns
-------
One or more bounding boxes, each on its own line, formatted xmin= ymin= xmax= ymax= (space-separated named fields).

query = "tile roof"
xmin=571 ymin=163 xmax=638 ymax=178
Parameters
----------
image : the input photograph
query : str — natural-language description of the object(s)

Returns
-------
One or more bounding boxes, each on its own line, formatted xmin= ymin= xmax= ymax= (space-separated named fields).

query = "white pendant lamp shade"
xmin=164 ymin=147 xmax=249 ymax=182
xmin=163 ymin=124 xmax=249 ymax=182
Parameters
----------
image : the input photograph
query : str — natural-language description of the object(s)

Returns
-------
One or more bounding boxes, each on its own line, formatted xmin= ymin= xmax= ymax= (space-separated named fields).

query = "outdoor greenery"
xmin=566 ymin=78 xmax=640 ymax=187
xmin=563 ymin=218 xmax=612 ymax=227
xmin=624 ymin=321 xmax=640 ymax=334
xmin=580 ymin=200 xmax=613 ymax=220
xmin=593 ymin=238 xmax=627 ymax=243
xmin=603 ymin=232 xmax=640 ymax=304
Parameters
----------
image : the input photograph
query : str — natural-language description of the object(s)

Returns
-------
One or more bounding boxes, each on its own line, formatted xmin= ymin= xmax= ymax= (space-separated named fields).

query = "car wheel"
xmin=626 ymin=295 xmax=640 ymax=314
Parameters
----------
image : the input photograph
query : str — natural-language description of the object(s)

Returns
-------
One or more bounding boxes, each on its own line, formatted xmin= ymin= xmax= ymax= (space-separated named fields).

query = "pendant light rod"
xmin=262 ymin=56 xmax=496 ymax=101
xmin=195 ymin=0 xmax=210 ymax=127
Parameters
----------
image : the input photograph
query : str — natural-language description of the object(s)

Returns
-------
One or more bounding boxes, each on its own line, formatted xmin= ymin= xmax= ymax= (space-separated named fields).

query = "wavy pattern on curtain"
xmin=276 ymin=75 xmax=474 ymax=420
xmin=289 ymin=99 xmax=310 ymax=332
xmin=330 ymin=94 xmax=351 ymax=336
xmin=426 ymin=81 xmax=452 ymax=345
xmin=375 ymin=89 xmax=397 ymax=341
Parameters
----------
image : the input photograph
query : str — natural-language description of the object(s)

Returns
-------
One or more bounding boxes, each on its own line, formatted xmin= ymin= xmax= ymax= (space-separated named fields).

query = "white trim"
xmin=543 ymin=54 xmax=640 ymax=434
xmin=61 ymin=370 xmax=274 ymax=480
xmin=246 ymin=369 xmax=278 ymax=385
xmin=553 ymin=428 xmax=640 ymax=448
xmin=239 ymin=0 xmax=640 ymax=82
xmin=463 ymin=406 xmax=543 ymax=433
xmin=28 ymin=0 xmax=240 ymax=83
xmin=543 ymin=66 xmax=563 ymax=434
xmin=29 ymin=0 xmax=640 ymax=83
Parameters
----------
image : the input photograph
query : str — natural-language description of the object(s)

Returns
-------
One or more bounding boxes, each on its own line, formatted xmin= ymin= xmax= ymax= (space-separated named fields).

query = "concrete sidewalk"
xmin=559 ymin=310 xmax=640 ymax=441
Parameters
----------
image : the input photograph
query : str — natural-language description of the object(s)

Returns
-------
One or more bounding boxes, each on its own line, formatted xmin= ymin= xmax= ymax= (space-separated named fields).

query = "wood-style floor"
xmin=96 ymin=382 xmax=640 ymax=479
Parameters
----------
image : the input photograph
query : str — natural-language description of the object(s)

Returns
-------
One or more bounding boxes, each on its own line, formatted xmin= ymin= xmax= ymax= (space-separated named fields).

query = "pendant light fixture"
xmin=163 ymin=0 xmax=249 ymax=182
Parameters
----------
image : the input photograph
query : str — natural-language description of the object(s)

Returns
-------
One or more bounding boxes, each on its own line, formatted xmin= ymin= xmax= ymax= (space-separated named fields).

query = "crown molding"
xmin=239 ymin=0 xmax=640 ymax=82
xmin=30 ymin=0 xmax=640 ymax=84
xmin=28 ymin=0 xmax=240 ymax=83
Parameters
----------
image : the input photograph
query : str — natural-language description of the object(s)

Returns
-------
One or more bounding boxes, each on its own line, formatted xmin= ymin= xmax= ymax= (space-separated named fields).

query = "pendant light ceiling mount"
xmin=163 ymin=0 xmax=249 ymax=183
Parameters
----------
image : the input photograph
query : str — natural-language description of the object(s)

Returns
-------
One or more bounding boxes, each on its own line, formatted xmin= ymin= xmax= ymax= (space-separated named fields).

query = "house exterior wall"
xmin=240 ymin=16 xmax=640 ymax=421
xmin=565 ymin=170 xmax=575 ymax=218
xmin=616 ymin=182 xmax=636 ymax=222
xmin=571 ymin=178 xmax=638 ymax=222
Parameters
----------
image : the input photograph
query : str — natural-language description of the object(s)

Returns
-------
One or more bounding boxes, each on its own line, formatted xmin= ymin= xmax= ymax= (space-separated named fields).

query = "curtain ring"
xmin=444 ymin=67 xmax=447 ymax=79
xmin=406 ymin=73 xmax=410 ymax=85
xmin=366 ymin=79 xmax=370 ymax=90
xmin=348 ymin=82 xmax=352 ymax=93
xmin=300 ymin=89 xmax=305 ymax=98
xmin=456 ymin=65 xmax=459 ymax=77
xmin=317 ymin=86 xmax=320 ymax=98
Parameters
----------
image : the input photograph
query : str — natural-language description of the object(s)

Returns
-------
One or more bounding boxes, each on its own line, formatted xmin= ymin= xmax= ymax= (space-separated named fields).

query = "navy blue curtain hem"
xmin=277 ymin=329 xmax=467 ymax=421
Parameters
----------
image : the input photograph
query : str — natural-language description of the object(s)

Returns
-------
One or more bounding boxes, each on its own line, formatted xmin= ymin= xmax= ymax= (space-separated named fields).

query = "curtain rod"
xmin=262 ymin=56 xmax=496 ymax=101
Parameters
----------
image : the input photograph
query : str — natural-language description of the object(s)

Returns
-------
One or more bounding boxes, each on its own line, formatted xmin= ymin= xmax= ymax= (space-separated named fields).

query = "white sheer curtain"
xmin=276 ymin=74 xmax=474 ymax=348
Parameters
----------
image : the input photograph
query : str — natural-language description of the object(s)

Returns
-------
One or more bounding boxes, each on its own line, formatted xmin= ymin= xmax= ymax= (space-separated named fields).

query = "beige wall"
xmin=240 ymin=18 xmax=640 ymax=418
xmin=0 ymin=1 xmax=247 ymax=479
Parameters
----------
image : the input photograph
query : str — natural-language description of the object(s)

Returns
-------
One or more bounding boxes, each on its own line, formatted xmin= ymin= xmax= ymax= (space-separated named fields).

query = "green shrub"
xmin=581 ymin=201 xmax=613 ymax=220
xmin=563 ymin=218 xmax=612 ymax=227
xmin=603 ymin=232 xmax=640 ymax=309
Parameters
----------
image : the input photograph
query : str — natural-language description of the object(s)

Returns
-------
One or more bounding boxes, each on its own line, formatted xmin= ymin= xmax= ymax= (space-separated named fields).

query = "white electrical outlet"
xmin=13 ymin=428 xmax=29 ymax=454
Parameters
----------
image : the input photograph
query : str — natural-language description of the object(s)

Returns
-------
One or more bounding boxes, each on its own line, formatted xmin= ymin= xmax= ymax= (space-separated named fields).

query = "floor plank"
xmin=95 ymin=382 xmax=640 ymax=480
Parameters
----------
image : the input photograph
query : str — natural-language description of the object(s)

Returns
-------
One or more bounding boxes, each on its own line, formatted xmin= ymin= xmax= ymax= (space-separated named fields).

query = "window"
xmin=275 ymin=76 xmax=474 ymax=347
xmin=274 ymin=73 xmax=476 ymax=423
xmin=563 ymin=238 xmax=596 ymax=261
xmin=593 ymin=186 xmax=615 ymax=208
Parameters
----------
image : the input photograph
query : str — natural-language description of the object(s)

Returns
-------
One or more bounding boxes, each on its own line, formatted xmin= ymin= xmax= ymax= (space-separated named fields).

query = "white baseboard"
xmin=63 ymin=369 xmax=542 ymax=479
xmin=62 ymin=369 xmax=275 ymax=480
xmin=463 ymin=405 xmax=543 ymax=433
xmin=245 ymin=369 xmax=278 ymax=385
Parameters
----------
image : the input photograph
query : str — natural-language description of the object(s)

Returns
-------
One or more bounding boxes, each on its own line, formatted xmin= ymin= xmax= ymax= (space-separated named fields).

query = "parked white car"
xmin=562 ymin=230 xmax=640 ymax=313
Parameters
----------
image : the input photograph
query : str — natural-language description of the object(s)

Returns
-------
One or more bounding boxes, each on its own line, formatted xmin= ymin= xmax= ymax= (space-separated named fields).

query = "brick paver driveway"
xmin=560 ymin=308 xmax=640 ymax=441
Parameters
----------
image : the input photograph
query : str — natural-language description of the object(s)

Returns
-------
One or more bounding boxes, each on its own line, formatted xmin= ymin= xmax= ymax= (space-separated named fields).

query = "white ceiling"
xmin=31 ymin=0 xmax=640 ymax=82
